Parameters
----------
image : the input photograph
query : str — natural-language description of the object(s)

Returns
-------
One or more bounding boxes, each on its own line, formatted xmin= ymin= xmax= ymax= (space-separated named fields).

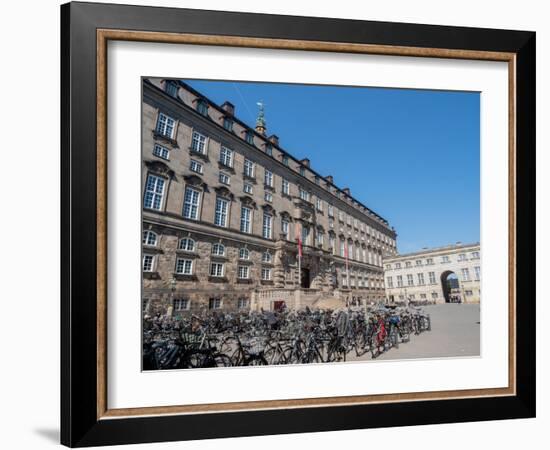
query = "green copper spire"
xmin=255 ymin=101 xmax=266 ymax=135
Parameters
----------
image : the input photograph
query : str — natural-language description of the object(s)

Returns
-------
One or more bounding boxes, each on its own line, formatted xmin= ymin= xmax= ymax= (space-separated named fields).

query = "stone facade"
xmin=141 ymin=78 xmax=397 ymax=316
xmin=383 ymin=243 xmax=481 ymax=304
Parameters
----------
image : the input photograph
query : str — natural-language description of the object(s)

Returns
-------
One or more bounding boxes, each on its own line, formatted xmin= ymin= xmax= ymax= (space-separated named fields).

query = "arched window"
xmin=142 ymin=230 xmax=158 ymax=246
xmin=262 ymin=251 xmax=272 ymax=263
xmin=179 ymin=237 xmax=195 ymax=252
xmin=212 ymin=243 xmax=225 ymax=256
xmin=239 ymin=248 xmax=249 ymax=260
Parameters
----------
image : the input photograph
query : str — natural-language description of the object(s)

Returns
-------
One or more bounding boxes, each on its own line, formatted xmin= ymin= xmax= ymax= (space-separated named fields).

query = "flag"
xmin=298 ymin=236 xmax=303 ymax=258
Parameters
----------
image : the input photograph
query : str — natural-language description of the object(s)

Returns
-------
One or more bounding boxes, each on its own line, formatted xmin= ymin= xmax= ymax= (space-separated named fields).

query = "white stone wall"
xmin=383 ymin=244 xmax=481 ymax=304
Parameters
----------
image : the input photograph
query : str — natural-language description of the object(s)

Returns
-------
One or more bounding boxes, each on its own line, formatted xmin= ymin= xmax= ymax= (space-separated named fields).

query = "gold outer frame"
xmin=96 ymin=29 xmax=516 ymax=420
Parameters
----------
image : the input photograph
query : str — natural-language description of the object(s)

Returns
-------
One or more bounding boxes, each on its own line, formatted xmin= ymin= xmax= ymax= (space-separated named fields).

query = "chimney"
xmin=326 ymin=175 xmax=333 ymax=184
xmin=268 ymin=134 xmax=279 ymax=146
xmin=300 ymin=158 xmax=310 ymax=168
xmin=221 ymin=101 xmax=235 ymax=116
xmin=343 ymin=187 xmax=351 ymax=195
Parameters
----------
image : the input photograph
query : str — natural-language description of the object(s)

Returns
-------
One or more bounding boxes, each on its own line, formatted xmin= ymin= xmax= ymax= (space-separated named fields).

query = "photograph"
xmin=141 ymin=78 xmax=481 ymax=369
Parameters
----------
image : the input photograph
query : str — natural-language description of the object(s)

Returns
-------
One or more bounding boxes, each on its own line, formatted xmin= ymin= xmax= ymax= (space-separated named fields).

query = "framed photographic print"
xmin=61 ymin=1 xmax=536 ymax=447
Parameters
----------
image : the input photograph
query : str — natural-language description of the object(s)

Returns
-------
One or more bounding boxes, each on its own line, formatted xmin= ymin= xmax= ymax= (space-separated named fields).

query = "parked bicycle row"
xmin=142 ymin=305 xmax=431 ymax=370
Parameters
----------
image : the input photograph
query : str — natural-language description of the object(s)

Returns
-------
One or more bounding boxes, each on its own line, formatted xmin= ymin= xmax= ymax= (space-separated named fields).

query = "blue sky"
xmin=185 ymin=79 xmax=480 ymax=254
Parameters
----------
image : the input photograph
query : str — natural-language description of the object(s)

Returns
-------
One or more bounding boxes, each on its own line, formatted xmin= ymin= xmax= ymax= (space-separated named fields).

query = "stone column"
xmin=273 ymin=235 xmax=286 ymax=288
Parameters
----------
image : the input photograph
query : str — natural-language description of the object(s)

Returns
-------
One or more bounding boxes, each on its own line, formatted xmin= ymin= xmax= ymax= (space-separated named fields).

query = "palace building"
xmin=141 ymin=78 xmax=397 ymax=316
xmin=383 ymin=242 xmax=481 ymax=304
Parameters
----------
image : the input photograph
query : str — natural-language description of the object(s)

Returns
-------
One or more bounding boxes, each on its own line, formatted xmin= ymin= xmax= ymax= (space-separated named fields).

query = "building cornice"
xmin=384 ymin=242 xmax=480 ymax=261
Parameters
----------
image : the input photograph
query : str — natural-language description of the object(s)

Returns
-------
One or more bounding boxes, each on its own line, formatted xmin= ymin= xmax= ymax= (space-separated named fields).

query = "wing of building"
xmin=141 ymin=78 xmax=397 ymax=315
xmin=383 ymin=243 xmax=481 ymax=304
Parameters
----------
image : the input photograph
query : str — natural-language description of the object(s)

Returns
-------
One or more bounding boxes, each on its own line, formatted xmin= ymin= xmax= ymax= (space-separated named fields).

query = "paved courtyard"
xmin=348 ymin=303 xmax=480 ymax=362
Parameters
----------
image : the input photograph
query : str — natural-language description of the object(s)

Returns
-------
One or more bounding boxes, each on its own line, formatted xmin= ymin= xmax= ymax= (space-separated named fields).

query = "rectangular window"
xmin=338 ymin=211 xmax=344 ymax=222
xmin=219 ymin=146 xmax=233 ymax=167
xmin=183 ymin=186 xmax=200 ymax=220
xmin=442 ymin=255 xmax=450 ymax=263
xmin=299 ymin=187 xmax=310 ymax=201
xmin=197 ymin=100 xmax=208 ymax=116
xmin=244 ymin=159 xmax=255 ymax=177
xmin=299 ymin=166 xmax=305 ymax=176
xmin=189 ymin=159 xmax=203 ymax=174
xmin=461 ymin=268 xmax=471 ymax=281
xmin=282 ymin=178 xmax=290 ymax=195
xmin=156 ymin=112 xmax=175 ymax=138
xmin=428 ymin=271 xmax=436 ymax=284
xmin=465 ymin=290 xmax=473 ymax=296
xmin=471 ymin=251 xmax=480 ymax=259
xmin=246 ymin=131 xmax=254 ymax=145
xmin=329 ymin=236 xmax=336 ymax=255
xmin=173 ymin=298 xmax=190 ymax=311
xmin=240 ymin=206 xmax=252 ymax=233
xmin=420 ymin=294 xmax=427 ymax=299
xmin=282 ymin=155 xmax=289 ymax=166
xmin=153 ymin=144 xmax=170 ymax=160
xmin=426 ymin=258 xmax=434 ymax=265
xmin=264 ymin=169 xmax=273 ymax=187
xmin=237 ymin=298 xmax=249 ymax=309
xmin=265 ymin=145 xmax=273 ymax=156
xmin=281 ymin=220 xmax=289 ymax=239
xmin=191 ymin=131 xmax=207 ymax=154
xmin=415 ymin=259 xmax=422 ymax=266
xmin=474 ymin=266 xmax=481 ymax=280
xmin=302 ymin=226 xmax=310 ymax=246
xmin=175 ymin=258 xmax=193 ymax=275
xmin=387 ymin=276 xmax=393 ymax=288
xmin=165 ymin=81 xmax=179 ymax=97
xmin=219 ymin=172 xmax=231 ymax=185
xmin=238 ymin=265 xmax=249 ymax=279
xmin=144 ymin=174 xmax=165 ymax=210
xmin=264 ymin=191 xmax=273 ymax=202
xmin=458 ymin=253 xmax=467 ymax=261
xmin=417 ymin=273 xmax=425 ymax=285
xmin=340 ymin=240 xmax=345 ymax=257
xmin=243 ymin=183 xmax=253 ymax=194
xmin=223 ymin=117 xmax=233 ymax=131
xmin=396 ymin=275 xmax=403 ymax=287
xmin=317 ymin=232 xmax=324 ymax=246
xmin=214 ymin=197 xmax=229 ymax=227
xmin=328 ymin=205 xmax=334 ymax=217
xmin=208 ymin=298 xmax=222 ymax=309
xmin=431 ymin=292 xmax=438 ymax=299
xmin=210 ymin=263 xmax=224 ymax=277
xmin=142 ymin=255 xmax=154 ymax=272
xmin=405 ymin=261 xmax=412 ymax=268
xmin=262 ymin=214 xmax=272 ymax=239
xmin=329 ymin=219 xmax=334 ymax=229
xmin=316 ymin=198 xmax=323 ymax=211
xmin=261 ymin=268 xmax=272 ymax=280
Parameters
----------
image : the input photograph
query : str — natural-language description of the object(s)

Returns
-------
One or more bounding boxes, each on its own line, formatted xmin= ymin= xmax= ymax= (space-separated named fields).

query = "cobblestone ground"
xmin=347 ymin=303 xmax=481 ymax=362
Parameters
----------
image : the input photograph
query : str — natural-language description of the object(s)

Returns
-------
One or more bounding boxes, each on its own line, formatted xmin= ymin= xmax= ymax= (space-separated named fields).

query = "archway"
xmin=440 ymin=271 xmax=461 ymax=303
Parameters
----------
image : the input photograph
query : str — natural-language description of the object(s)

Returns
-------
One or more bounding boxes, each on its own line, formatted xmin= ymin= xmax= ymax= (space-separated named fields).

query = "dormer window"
xmin=245 ymin=131 xmax=255 ymax=145
xmin=223 ymin=117 xmax=233 ymax=131
xmin=164 ymin=80 xmax=179 ymax=97
xmin=299 ymin=166 xmax=306 ymax=176
xmin=265 ymin=145 xmax=273 ymax=156
xmin=282 ymin=155 xmax=289 ymax=166
xmin=196 ymin=99 xmax=208 ymax=116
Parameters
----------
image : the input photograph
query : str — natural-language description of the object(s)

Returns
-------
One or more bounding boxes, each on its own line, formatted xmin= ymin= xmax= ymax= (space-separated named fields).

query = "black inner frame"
xmin=61 ymin=2 xmax=536 ymax=447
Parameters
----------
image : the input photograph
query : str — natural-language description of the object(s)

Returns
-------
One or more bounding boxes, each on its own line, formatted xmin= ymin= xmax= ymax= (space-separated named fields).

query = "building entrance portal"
xmin=300 ymin=268 xmax=311 ymax=289
xmin=441 ymin=271 xmax=461 ymax=303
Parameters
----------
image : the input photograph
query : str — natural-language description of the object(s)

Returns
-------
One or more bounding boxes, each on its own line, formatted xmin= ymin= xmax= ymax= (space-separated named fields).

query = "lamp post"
xmin=167 ymin=276 xmax=176 ymax=317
